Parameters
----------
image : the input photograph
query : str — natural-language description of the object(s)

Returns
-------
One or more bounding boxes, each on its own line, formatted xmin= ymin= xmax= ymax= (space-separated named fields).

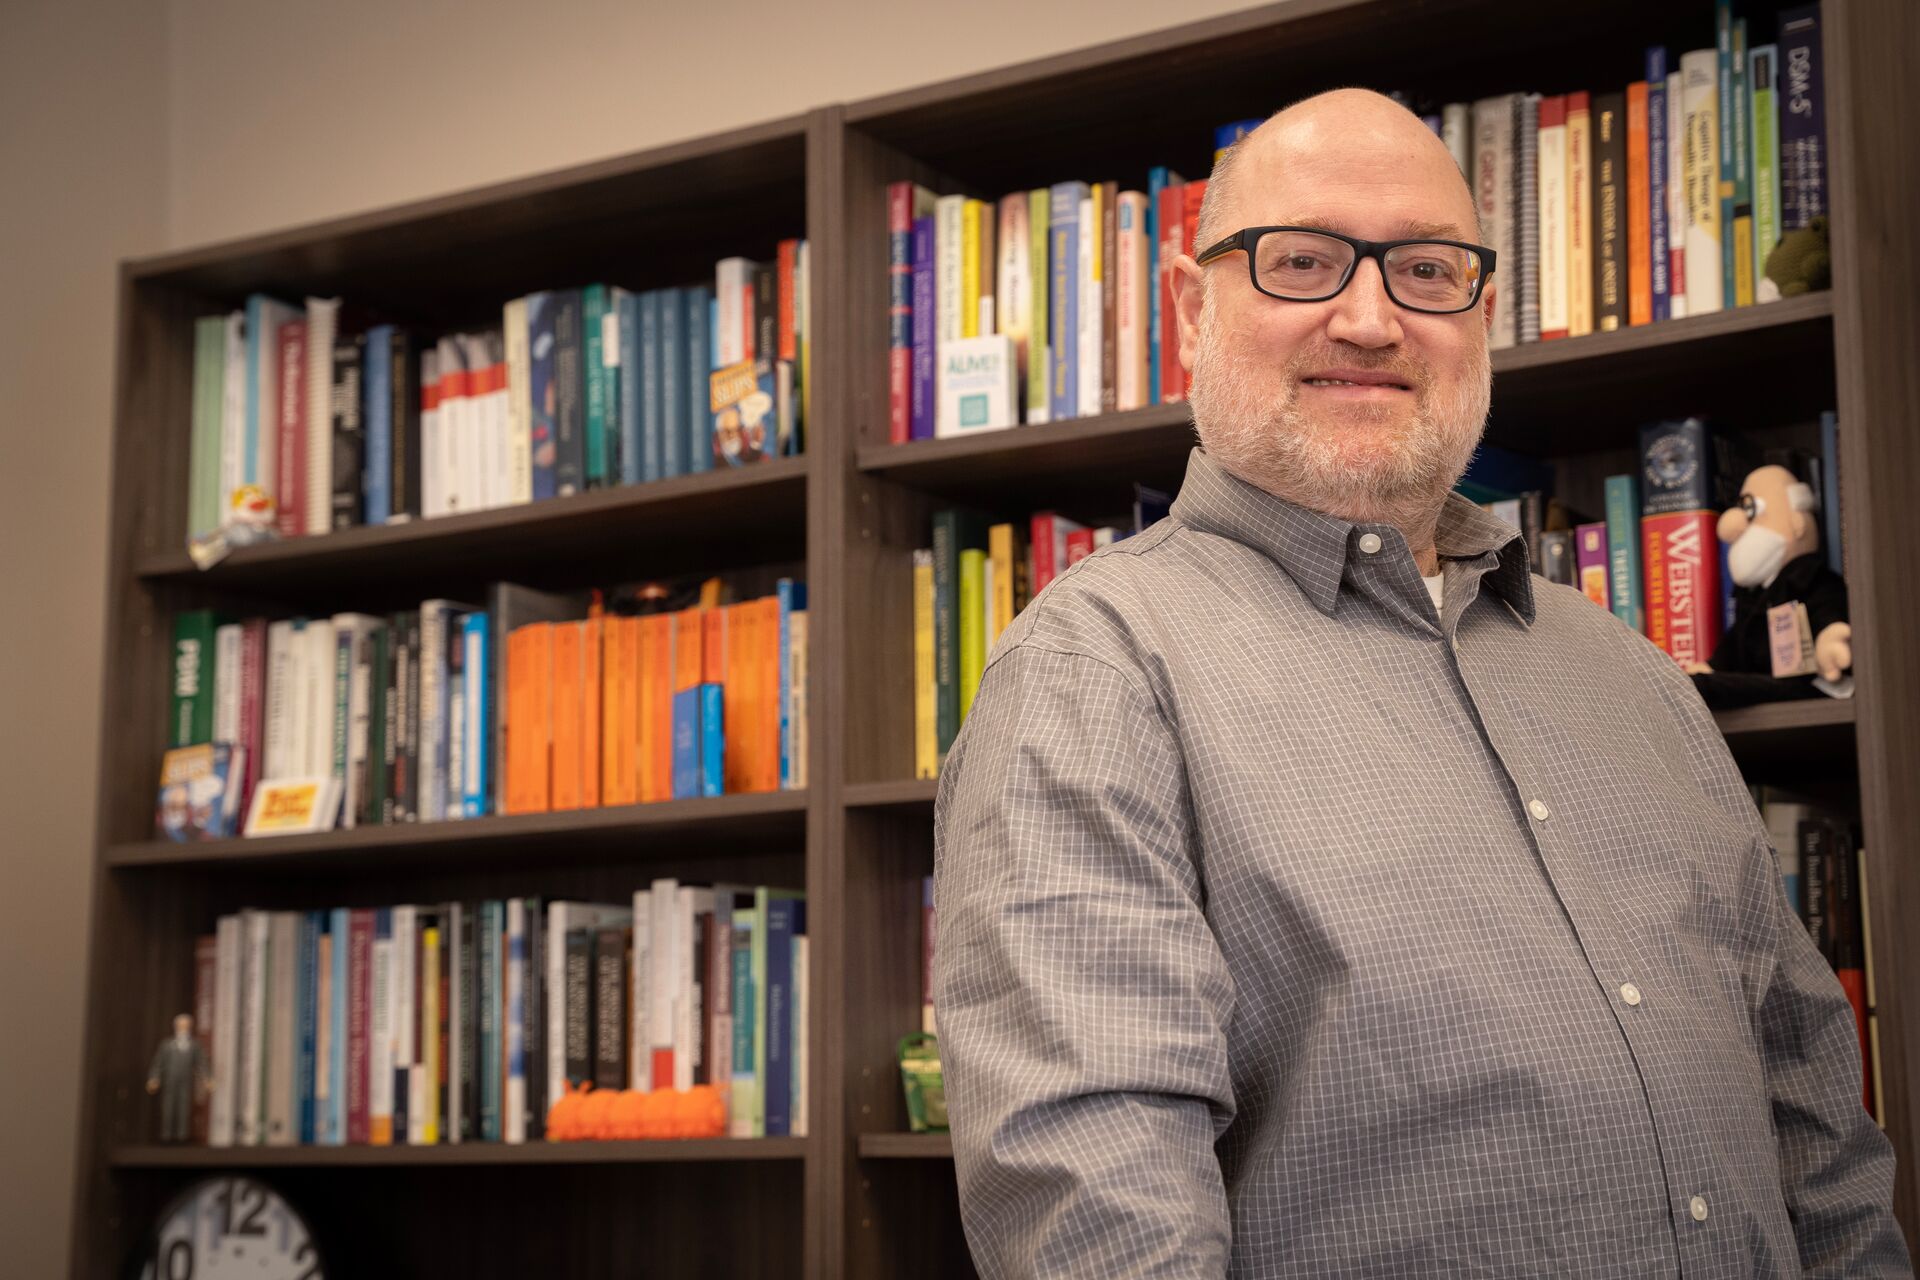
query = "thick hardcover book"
xmin=593 ymin=924 xmax=629 ymax=1092
xmin=1472 ymin=94 xmax=1518 ymax=349
xmin=1592 ymin=91 xmax=1627 ymax=332
xmin=552 ymin=289 xmax=585 ymax=496
xmin=1777 ymin=5 xmax=1826 ymax=231
xmin=762 ymin=896 xmax=803 ymax=1135
xmin=1566 ymin=92 xmax=1592 ymax=337
xmin=1537 ymin=95 xmax=1569 ymax=339
xmin=346 ymin=909 xmax=373 ymax=1143
xmin=1642 ymin=510 xmax=1721 ymax=665
xmin=1639 ymin=418 xmax=1738 ymax=514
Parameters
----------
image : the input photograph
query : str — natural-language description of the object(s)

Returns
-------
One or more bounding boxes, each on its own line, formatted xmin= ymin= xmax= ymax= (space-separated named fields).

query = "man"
xmin=932 ymin=89 xmax=1908 ymax=1278
xmin=146 ymin=1012 xmax=211 ymax=1144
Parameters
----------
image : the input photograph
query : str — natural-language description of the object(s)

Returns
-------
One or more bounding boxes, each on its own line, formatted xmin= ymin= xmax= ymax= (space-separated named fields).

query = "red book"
xmin=1156 ymin=183 xmax=1188 ymax=403
xmin=1641 ymin=510 xmax=1721 ymax=665
xmin=887 ymin=183 xmax=917 ymax=443
xmin=276 ymin=320 xmax=308 ymax=537
xmin=1064 ymin=528 xmax=1095 ymax=566
xmin=346 ymin=909 xmax=374 ymax=1144
xmin=777 ymin=238 xmax=799 ymax=362
xmin=236 ymin=618 xmax=267 ymax=822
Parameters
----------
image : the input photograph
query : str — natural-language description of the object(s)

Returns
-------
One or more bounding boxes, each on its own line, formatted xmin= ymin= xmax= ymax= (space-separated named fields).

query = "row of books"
xmin=158 ymin=576 xmax=807 ymax=840
xmin=1439 ymin=2 xmax=1827 ymax=351
xmin=1754 ymin=788 xmax=1882 ymax=1122
xmin=912 ymin=486 xmax=1170 ymax=774
xmin=183 ymin=246 xmax=810 ymax=544
xmin=1508 ymin=413 xmax=1839 ymax=667
xmin=185 ymin=883 xmax=808 ymax=1147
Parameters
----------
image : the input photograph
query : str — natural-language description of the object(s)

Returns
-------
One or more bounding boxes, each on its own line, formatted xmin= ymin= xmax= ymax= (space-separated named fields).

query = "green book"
xmin=583 ymin=283 xmax=610 ymax=487
xmin=188 ymin=316 xmax=227 ymax=540
xmin=1749 ymin=43 xmax=1781 ymax=296
xmin=958 ymin=547 xmax=986 ymax=722
xmin=931 ymin=509 xmax=988 ymax=763
xmin=171 ymin=609 xmax=220 ymax=747
xmin=1603 ymin=475 xmax=1646 ymax=635
xmin=1027 ymin=187 xmax=1050 ymax=423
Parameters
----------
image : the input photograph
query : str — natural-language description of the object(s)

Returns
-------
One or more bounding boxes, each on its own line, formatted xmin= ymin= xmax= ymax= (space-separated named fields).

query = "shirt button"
xmin=1358 ymin=533 xmax=1383 ymax=554
xmin=1527 ymin=798 xmax=1551 ymax=822
xmin=1620 ymin=982 xmax=1642 ymax=1007
xmin=1689 ymin=1195 xmax=1708 ymax=1222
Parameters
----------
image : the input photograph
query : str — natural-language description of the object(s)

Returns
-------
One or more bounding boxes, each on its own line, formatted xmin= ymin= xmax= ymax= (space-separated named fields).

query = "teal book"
xmin=617 ymin=289 xmax=643 ymax=486
xmin=171 ymin=609 xmax=221 ymax=747
xmin=583 ymin=283 xmax=610 ymax=488
xmin=1603 ymin=474 xmax=1646 ymax=634
xmin=660 ymin=287 xmax=687 ymax=479
xmin=730 ymin=908 xmax=756 ymax=1136
xmin=641 ymin=290 xmax=664 ymax=483
xmin=606 ymin=287 xmax=627 ymax=486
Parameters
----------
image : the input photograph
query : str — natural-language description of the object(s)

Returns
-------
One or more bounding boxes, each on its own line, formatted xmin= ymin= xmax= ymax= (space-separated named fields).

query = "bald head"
xmin=1196 ymin=89 xmax=1482 ymax=254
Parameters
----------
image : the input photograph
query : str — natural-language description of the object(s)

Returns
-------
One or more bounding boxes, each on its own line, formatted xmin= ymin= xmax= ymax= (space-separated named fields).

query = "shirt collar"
xmin=1168 ymin=446 xmax=1537 ymax=624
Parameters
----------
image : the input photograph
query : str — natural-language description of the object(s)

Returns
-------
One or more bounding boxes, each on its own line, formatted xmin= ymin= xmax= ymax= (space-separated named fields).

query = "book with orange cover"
xmin=506 ymin=623 xmax=554 ymax=814
xmin=636 ymin=614 xmax=671 ymax=803
xmin=581 ymin=607 xmax=602 ymax=809
xmin=1627 ymin=80 xmax=1652 ymax=325
xmin=756 ymin=595 xmax=783 ymax=792
xmin=603 ymin=617 xmax=637 ymax=807
xmin=551 ymin=622 xmax=583 ymax=811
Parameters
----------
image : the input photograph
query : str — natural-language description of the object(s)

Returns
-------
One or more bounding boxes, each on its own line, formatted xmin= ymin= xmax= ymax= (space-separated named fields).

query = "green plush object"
xmin=1765 ymin=215 xmax=1831 ymax=297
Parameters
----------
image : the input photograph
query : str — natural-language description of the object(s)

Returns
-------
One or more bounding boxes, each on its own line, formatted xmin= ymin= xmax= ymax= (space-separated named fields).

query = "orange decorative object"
xmin=543 ymin=1080 xmax=729 ymax=1141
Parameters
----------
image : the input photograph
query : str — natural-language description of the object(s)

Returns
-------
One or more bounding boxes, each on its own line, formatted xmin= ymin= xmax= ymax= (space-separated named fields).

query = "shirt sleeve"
xmin=1643 ymin=645 xmax=1911 ymax=1277
xmin=933 ymin=641 xmax=1235 ymax=1279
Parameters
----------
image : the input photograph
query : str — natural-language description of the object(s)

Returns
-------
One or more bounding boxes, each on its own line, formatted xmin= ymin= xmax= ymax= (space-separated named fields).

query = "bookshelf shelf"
xmin=856 ymin=1132 xmax=951 ymax=1159
xmin=105 ymin=789 xmax=809 ymax=871
xmin=133 ymin=454 xmax=810 ymax=600
xmin=110 ymin=1138 xmax=809 ymax=1168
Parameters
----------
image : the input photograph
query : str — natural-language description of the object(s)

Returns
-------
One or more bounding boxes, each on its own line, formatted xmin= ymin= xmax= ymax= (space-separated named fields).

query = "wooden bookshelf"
xmin=74 ymin=2 xmax=1920 ymax=1277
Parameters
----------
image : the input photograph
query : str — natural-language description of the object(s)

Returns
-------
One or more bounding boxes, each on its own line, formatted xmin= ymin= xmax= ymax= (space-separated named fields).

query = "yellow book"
xmin=420 ymin=926 xmax=440 ymax=1144
xmin=958 ymin=549 xmax=986 ymax=721
xmin=1567 ymin=94 xmax=1593 ymax=338
xmin=989 ymin=523 xmax=1016 ymax=643
xmin=960 ymin=200 xmax=983 ymax=339
xmin=913 ymin=549 xmax=936 ymax=779
xmin=1732 ymin=216 xmax=1754 ymax=307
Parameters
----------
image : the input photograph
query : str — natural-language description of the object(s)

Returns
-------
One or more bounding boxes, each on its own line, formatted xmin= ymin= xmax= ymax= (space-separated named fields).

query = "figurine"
xmin=1760 ymin=215 xmax=1831 ymax=302
xmin=146 ymin=1013 xmax=211 ymax=1144
xmin=1685 ymin=463 xmax=1852 ymax=709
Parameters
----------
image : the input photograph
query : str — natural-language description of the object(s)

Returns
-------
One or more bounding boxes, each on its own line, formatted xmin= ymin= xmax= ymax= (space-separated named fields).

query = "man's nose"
xmin=1325 ymin=256 xmax=1404 ymax=348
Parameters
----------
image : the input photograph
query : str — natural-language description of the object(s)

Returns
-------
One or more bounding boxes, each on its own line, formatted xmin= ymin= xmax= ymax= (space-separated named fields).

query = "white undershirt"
xmin=1423 ymin=572 xmax=1444 ymax=609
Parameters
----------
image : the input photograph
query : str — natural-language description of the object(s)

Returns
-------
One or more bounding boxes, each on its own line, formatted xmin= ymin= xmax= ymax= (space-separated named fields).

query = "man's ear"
xmin=1481 ymin=278 xmax=1498 ymax=334
xmin=1172 ymin=253 xmax=1206 ymax=376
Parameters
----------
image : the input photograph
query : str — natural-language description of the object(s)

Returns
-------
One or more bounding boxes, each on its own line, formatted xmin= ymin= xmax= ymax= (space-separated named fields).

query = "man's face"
xmin=1176 ymin=112 xmax=1495 ymax=522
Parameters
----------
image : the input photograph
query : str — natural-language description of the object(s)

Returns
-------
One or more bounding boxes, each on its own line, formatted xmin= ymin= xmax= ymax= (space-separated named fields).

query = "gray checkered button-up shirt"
xmin=933 ymin=446 xmax=1909 ymax=1278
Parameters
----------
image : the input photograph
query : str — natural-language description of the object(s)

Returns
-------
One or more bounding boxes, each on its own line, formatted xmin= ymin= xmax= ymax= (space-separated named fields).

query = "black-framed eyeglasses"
xmin=1195 ymin=226 xmax=1496 ymax=314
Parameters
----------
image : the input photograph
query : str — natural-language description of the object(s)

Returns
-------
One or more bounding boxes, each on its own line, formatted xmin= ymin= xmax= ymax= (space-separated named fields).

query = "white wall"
xmin=6 ymin=0 xmax=1257 ymax=1270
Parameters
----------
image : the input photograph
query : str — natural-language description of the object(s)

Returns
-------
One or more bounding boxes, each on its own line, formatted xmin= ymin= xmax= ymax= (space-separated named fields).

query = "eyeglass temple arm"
xmin=1194 ymin=231 xmax=1244 ymax=264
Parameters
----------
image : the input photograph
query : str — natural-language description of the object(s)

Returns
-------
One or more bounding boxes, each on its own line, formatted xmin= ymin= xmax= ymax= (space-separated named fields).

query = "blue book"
xmin=1716 ymin=0 xmax=1737 ymax=305
xmin=1603 ymin=475 xmax=1646 ymax=634
xmin=296 ymin=911 xmax=322 ymax=1145
xmin=910 ymin=215 xmax=936 ymax=440
xmin=762 ymin=896 xmax=803 ymax=1134
xmin=1047 ymin=182 xmax=1087 ymax=422
xmin=527 ymin=292 xmax=558 ymax=500
xmin=661 ymin=287 xmax=687 ymax=479
xmin=1718 ymin=537 xmax=1737 ymax=632
xmin=461 ymin=612 xmax=490 ymax=817
xmin=730 ymin=912 xmax=756 ymax=1134
xmin=700 ymin=684 xmax=725 ymax=797
xmin=1647 ymin=48 xmax=1671 ymax=322
xmin=640 ymin=290 xmax=664 ymax=483
xmin=1819 ymin=410 xmax=1841 ymax=573
xmin=688 ymin=289 xmax=714 ymax=473
xmin=1146 ymin=167 xmax=1176 ymax=404
xmin=775 ymin=579 xmax=806 ymax=790
xmin=363 ymin=323 xmax=395 ymax=523
xmin=1778 ymin=5 xmax=1827 ymax=230
xmin=326 ymin=908 xmax=349 ymax=1145
xmin=479 ymin=901 xmax=501 ymax=1142
xmin=242 ymin=294 xmax=298 ymax=500
xmin=671 ymin=684 xmax=702 ymax=799
xmin=617 ymin=289 xmax=643 ymax=486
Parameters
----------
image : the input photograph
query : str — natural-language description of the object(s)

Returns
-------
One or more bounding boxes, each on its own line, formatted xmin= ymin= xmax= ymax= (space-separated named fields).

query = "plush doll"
xmin=1760 ymin=216 xmax=1831 ymax=302
xmin=1685 ymin=463 xmax=1851 ymax=709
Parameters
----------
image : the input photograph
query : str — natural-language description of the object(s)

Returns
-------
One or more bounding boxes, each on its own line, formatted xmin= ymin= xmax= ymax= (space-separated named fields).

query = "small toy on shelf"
xmin=145 ymin=1013 xmax=211 ymax=1144
xmin=544 ymin=1080 xmax=727 ymax=1140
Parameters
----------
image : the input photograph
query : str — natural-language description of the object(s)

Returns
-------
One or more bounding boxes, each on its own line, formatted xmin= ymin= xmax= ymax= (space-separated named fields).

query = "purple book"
xmin=1575 ymin=522 xmax=1611 ymax=606
xmin=1778 ymin=5 xmax=1827 ymax=230
xmin=910 ymin=215 xmax=936 ymax=441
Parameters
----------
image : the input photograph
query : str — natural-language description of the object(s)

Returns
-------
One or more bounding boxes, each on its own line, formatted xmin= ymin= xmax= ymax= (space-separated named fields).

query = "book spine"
xmin=1155 ymin=183 xmax=1184 ymax=403
xmin=462 ymin=614 xmax=488 ymax=817
xmin=1116 ymin=191 xmax=1147 ymax=410
xmin=346 ymin=910 xmax=372 ymax=1143
xmin=630 ymin=891 xmax=652 ymax=1091
xmin=1566 ymin=93 xmax=1592 ymax=337
xmin=888 ymin=182 xmax=916 ymax=445
xmin=685 ymin=288 xmax=713 ymax=475
xmin=1641 ymin=510 xmax=1721 ymax=666
xmin=171 ymin=610 xmax=219 ymax=748
xmin=910 ymin=216 xmax=937 ymax=441
xmin=1778 ymin=5 xmax=1827 ymax=231
xmin=1593 ymin=92 xmax=1626 ymax=332
xmin=188 ymin=318 xmax=224 ymax=539
xmin=527 ymin=293 xmax=557 ymax=501
xmin=219 ymin=313 xmax=246 ymax=529
xmin=1027 ymin=188 xmax=1050 ymax=423
xmin=504 ymin=898 xmax=527 ymax=1143
xmin=567 ymin=925 xmax=595 ymax=1091
xmin=368 ymin=910 xmax=393 ymax=1144
xmin=1648 ymin=49 xmax=1672 ymax=321
xmin=239 ymin=910 xmax=268 ymax=1145
xmin=762 ymin=898 xmax=799 ymax=1135
xmin=1681 ymin=49 xmax=1724 ymax=315
xmin=275 ymin=320 xmax=307 ymax=538
xmin=1514 ymin=94 xmax=1540 ymax=345
xmin=552 ymin=290 xmax=585 ymax=497
xmin=729 ymin=910 xmax=755 ymax=1136
xmin=1729 ymin=17 xmax=1754 ymax=307
xmin=1473 ymin=96 xmax=1518 ymax=348
xmin=478 ymin=902 xmax=500 ymax=1141
xmin=1076 ymin=193 xmax=1098 ymax=417
xmin=593 ymin=925 xmax=628 ymax=1090
xmin=210 ymin=915 xmax=241 ymax=1146
xmin=191 ymin=934 xmax=217 ymax=1143
xmin=1048 ymin=183 xmax=1084 ymax=421
xmin=1099 ymin=181 xmax=1117 ymax=415
xmin=641 ymin=290 xmax=664 ymax=484
xmin=296 ymin=912 xmax=320 ymax=1143
xmin=913 ymin=549 xmax=936 ymax=779
xmin=661 ymin=288 xmax=686 ymax=480
xmin=389 ymin=331 xmax=420 ymax=522
xmin=583 ymin=284 xmax=609 ymax=488
xmin=1749 ymin=44 xmax=1781 ymax=299
xmin=267 ymin=912 xmax=298 ymax=1145
xmin=1603 ymin=475 xmax=1646 ymax=634
xmin=305 ymin=299 xmax=338 ymax=534
xmin=1626 ymin=82 xmax=1651 ymax=326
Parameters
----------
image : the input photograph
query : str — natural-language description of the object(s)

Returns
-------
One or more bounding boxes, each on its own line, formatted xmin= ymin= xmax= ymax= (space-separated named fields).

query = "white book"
xmin=304 ymin=297 xmax=340 ymax=535
xmin=423 ymin=341 xmax=449 ymax=518
xmin=936 ymin=335 xmax=1017 ymax=437
xmin=504 ymin=297 xmax=533 ymax=505
xmin=1441 ymin=102 xmax=1472 ymax=177
xmin=1667 ymin=70 xmax=1689 ymax=318
xmin=504 ymin=898 xmax=527 ymax=1143
xmin=546 ymin=902 xmax=632 ymax=1110
xmin=263 ymin=621 xmax=295 ymax=781
xmin=219 ymin=312 xmax=247 ymax=527
xmin=1115 ymin=191 xmax=1149 ymax=411
xmin=676 ymin=886 xmax=713 ymax=1091
xmin=1472 ymin=94 xmax=1518 ymax=349
xmin=238 ymin=909 xmax=269 ymax=1145
xmin=418 ymin=602 xmax=451 ymax=822
xmin=265 ymin=911 xmax=299 ymax=1146
xmin=213 ymin=624 xmax=242 ymax=746
xmin=715 ymin=258 xmax=752 ymax=366
xmin=209 ymin=913 xmax=243 ymax=1146
xmin=446 ymin=672 xmax=465 ymax=822
xmin=1567 ymin=97 xmax=1593 ymax=337
xmin=408 ymin=918 xmax=433 ymax=1145
xmin=1076 ymin=195 xmax=1100 ymax=417
xmin=1680 ymin=48 xmax=1724 ymax=315
xmin=304 ymin=619 xmax=336 ymax=785
xmin=792 ymin=933 xmax=808 ymax=1138
xmin=649 ymin=879 xmax=679 ymax=1089
xmin=630 ymin=890 xmax=653 ymax=1092
xmin=1538 ymin=101 xmax=1569 ymax=338
xmin=935 ymin=195 xmax=967 ymax=345
xmin=368 ymin=921 xmax=394 ymax=1142
xmin=282 ymin=621 xmax=311 ymax=780
xmin=464 ymin=331 xmax=504 ymax=512
xmin=390 ymin=906 xmax=416 ymax=1142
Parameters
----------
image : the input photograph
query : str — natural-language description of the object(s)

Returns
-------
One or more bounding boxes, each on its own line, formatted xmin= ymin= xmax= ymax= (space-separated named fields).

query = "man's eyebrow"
xmin=1277 ymin=216 xmax=1473 ymax=241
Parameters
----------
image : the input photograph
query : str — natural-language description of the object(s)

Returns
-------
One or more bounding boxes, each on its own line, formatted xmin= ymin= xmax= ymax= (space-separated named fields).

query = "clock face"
xmin=138 ymin=1176 xmax=321 ymax=1280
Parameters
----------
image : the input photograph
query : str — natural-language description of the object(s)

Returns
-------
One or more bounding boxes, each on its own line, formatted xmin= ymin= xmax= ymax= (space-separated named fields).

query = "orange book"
xmin=551 ymin=622 xmax=583 ymax=811
xmin=1626 ymin=80 xmax=1652 ymax=326
xmin=758 ymin=596 xmax=783 ymax=792
xmin=712 ymin=605 xmax=745 ymax=794
xmin=507 ymin=623 xmax=554 ymax=813
xmin=606 ymin=617 xmax=639 ymax=807
xmin=635 ymin=615 xmax=665 ymax=803
xmin=599 ymin=616 xmax=623 ymax=806
xmin=581 ymin=610 xmax=602 ymax=808
xmin=647 ymin=615 xmax=675 ymax=801
xmin=504 ymin=627 xmax=533 ymax=814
